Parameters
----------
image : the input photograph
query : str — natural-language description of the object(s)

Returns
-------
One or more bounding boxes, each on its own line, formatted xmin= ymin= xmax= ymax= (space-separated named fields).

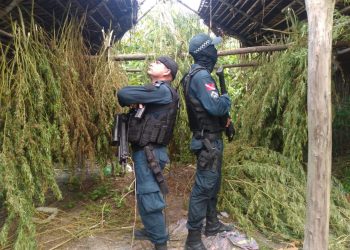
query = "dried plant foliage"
xmin=219 ymin=12 xmax=350 ymax=249
xmin=0 ymin=15 xmax=125 ymax=248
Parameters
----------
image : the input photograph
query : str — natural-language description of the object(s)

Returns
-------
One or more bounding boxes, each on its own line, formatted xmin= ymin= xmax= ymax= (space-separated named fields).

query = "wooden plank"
xmin=303 ymin=0 xmax=335 ymax=249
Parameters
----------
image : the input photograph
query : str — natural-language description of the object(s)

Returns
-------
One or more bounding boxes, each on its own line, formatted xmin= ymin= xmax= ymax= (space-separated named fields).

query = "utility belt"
xmin=142 ymin=144 xmax=169 ymax=195
xmin=193 ymin=130 xmax=222 ymax=141
xmin=131 ymin=143 xmax=162 ymax=152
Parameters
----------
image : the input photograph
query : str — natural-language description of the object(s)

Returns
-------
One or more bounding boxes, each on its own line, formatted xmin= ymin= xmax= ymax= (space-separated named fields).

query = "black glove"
xmin=225 ymin=122 xmax=235 ymax=142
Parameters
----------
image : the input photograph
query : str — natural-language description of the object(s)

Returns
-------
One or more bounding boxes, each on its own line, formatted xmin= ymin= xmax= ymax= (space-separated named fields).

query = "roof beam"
xmin=34 ymin=4 xmax=62 ymax=28
xmin=0 ymin=0 xmax=24 ymax=19
xmin=88 ymin=0 xmax=110 ymax=15
xmin=217 ymin=0 xmax=269 ymax=29
xmin=55 ymin=0 xmax=103 ymax=31
xmin=233 ymin=0 xmax=282 ymax=34
xmin=71 ymin=0 xmax=103 ymax=31
xmin=176 ymin=0 xmax=199 ymax=15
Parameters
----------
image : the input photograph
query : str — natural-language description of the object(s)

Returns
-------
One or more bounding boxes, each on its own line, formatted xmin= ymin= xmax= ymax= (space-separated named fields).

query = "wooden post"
xmin=304 ymin=0 xmax=335 ymax=249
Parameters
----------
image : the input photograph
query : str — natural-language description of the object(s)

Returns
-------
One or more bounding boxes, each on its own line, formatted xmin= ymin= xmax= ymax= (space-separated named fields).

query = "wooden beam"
xmin=74 ymin=1 xmax=103 ymax=31
xmin=217 ymin=0 xmax=269 ymax=29
xmin=220 ymin=62 xmax=258 ymax=68
xmin=0 ymin=0 xmax=24 ymax=19
xmin=0 ymin=29 xmax=13 ymax=38
xmin=111 ymin=53 xmax=155 ymax=61
xmin=340 ymin=6 xmax=350 ymax=14
xmin=124 ymin=62 xmax=259 ymax=73
xmin=237 ymin=0 xmax=282 ymax=34
xmin=125 ymin=69 xmax=142 ymax=72
xmin=176 ymin=0 xmax=199 ymax=15
xmin=87 ymin=0 xmax=110 ymax=15
xmin=35 ymin=4 xmax=62 ymax=28
xmin=217 ymin=44 xmax=289 ymax=56
xmin=137 ymin=3 xmax=157 ymax=23
xmin=337 ymin=48 xmax=350 ymax=55
xmin=334 ymin=41 xmax=350 ymax=48
xmin=303 ymin=0 xmax=335 ymax=249
xmin=110 ymin=44 xmax=289 ymax=61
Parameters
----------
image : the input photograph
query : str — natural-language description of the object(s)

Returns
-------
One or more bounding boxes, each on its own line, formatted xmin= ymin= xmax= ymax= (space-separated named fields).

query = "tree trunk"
xmin=304 ymin=0 xmax=335 ymax=249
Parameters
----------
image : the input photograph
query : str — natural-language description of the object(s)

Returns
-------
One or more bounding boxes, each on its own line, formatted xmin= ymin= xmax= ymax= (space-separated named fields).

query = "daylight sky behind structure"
xmin=139 ymin=0 xmax=201 ymax=16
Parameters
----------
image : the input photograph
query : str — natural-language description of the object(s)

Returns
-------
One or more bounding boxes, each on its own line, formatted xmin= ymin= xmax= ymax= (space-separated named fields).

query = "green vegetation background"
xmin=0 ymin=2 xmax=349 ymax=249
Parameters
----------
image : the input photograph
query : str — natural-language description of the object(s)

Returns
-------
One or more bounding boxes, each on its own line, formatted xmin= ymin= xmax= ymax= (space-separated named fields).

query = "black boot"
xmin=204 ymin=217 xmax=233 ymax=236
xmin=184 ymin=230 xmax=206 ymax=250
xmin=155 ymin=242 xmax=167 ymax=250
xmin=134 ymin=228 xmax=150 ymax=240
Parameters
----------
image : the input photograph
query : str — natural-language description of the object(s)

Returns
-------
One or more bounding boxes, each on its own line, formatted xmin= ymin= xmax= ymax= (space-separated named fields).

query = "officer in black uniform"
xmin=182 ymin=34 xmax=233 ymax=250
xmin=117 ymin=56 xmax=179 ymax=250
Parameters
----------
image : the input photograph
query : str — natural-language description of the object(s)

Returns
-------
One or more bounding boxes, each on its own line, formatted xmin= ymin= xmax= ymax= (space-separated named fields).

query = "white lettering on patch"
xmin=210 ymin=91 xmax=219 ymax=99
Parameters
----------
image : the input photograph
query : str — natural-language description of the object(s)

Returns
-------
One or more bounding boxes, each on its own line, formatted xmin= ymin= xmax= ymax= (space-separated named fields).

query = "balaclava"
xmin=191 ymin=45 xmax=218 ymax=72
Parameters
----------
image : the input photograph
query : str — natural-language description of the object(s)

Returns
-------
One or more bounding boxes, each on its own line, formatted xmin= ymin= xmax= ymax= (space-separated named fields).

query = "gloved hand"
xmin=225 ymin=121 xmax=235 ymax=142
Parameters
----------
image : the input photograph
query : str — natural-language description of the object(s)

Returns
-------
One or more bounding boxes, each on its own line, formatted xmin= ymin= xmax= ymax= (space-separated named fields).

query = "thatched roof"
xmin=198 ymin=0 xmax=350 ymax=46
xmin=0 ymin=0 xmax=138 ymax=52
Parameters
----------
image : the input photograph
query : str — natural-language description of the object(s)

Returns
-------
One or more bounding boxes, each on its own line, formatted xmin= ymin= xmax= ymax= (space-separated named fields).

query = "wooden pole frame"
xmin=304 ymin=0 xmax=335 ymax=249
xmin=108 ymin=44 xmax=289 ymax=61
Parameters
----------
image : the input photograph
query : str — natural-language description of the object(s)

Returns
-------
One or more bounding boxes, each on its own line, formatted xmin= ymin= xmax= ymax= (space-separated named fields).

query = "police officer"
xmin=182 ymin=34 xmax=233 ymax=250
xmin=117 ymin=56 xmax=179 ymax=250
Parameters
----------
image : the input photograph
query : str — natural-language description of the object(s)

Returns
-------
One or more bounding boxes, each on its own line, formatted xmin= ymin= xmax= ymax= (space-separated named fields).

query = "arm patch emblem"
xmin=205 ymin=83 xmax=216 ymax=91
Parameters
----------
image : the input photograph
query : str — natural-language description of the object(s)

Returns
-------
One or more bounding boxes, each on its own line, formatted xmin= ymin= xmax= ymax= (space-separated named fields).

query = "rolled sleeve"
xmin=117 ymin=84 xmax=172 ymax=106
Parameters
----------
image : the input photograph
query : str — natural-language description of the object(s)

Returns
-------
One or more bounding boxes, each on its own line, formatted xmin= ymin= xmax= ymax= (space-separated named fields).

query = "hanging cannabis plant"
xmin=219 ymin=10 xmax=350 ymax=249
xmin=0 ymin=15 xmax=125 ymax=249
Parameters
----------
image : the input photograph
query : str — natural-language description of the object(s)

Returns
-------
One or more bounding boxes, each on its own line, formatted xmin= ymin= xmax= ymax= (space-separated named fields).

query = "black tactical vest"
xmin=128 ymin=82 xmax=179 ymax=147
xmin=182 ymin=66 xmax=224 ymax=133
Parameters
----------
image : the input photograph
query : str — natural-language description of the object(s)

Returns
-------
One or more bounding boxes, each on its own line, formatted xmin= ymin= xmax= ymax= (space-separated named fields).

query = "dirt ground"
xmin=35 ymin=164 xmax=195 ymax=250
xmin=34 ymin=164 xmax=290 ymax=250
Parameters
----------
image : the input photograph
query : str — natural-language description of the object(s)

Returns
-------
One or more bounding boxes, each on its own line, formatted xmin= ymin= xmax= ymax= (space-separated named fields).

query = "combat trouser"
xmin=186 ymin=137 xmax=223 ymax=231
xmin=132 ymin=146 xmax=169 ymax=244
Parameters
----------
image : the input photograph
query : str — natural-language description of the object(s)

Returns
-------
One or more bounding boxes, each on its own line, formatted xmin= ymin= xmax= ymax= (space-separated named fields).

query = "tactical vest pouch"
xmin=128 ymin=116 xmax=144 ymax=144
xmin=139 ymin=116 xmax=161 ymax=146
xmin=128 ymin=83 xmax=179 ymax=147
xmin=183 ymin=67 xmax=225 ymax=133
xmin=156 ymin=124 xmax=168 ymax=144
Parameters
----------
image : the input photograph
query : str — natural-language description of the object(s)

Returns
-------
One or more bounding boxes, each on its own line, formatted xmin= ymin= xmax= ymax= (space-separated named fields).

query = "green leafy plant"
xmin=0 ymin=13 xmax=125 ymax=249
xmin=88 ymin=185 xmax=110 ymax=201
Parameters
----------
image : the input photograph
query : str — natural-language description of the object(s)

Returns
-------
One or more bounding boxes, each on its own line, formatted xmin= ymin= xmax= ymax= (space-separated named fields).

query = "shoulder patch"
xmin=205 ymin=83 xmax=216 ymax=91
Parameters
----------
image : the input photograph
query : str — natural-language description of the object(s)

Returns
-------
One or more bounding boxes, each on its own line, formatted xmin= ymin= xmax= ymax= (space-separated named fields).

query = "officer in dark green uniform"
xmin=117 ymin=56 xmax=179 ymax=250
xmin=182 ymin=34 xmax=233 ymax=250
